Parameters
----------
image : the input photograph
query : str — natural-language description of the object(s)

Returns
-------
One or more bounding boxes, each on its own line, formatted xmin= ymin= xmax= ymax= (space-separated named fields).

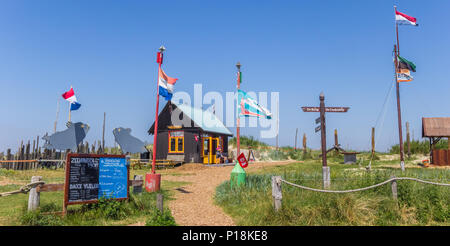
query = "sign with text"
xmin=302 ymin=107 xmax=350 ymax=113
xmin=64 ymin=154 xmax=129 ymax=207
xmin=237 ymin=152 xmax=249 ymax=168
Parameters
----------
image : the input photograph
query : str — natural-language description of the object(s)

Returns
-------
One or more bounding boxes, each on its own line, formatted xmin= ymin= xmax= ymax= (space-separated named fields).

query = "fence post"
xmin=133 ymin=175 xmax=143 ymax=194
xmin=322 ymin=166 xmax=331 ymax=189
xmin=28 ymin=176 xmax=42 ymax=211
xmin=390 ymin=175 xmax=398 ymax=200
xmin=272 ymin=176 xmax=282 ymax=212
xmin=156 ymin=193 xmax=164 ymax=213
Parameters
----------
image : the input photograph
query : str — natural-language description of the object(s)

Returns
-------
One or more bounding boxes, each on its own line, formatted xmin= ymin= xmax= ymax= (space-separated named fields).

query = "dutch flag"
xmin=62 ymin=87 xmax=81 ymax=111
xmin=158 ymin=67 xmax=178 ymax=101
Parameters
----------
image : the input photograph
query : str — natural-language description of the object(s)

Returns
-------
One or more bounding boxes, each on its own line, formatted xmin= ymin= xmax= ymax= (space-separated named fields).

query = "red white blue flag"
xmin=158 ymin=67 xmax=178 ymax=100
xmin=62 ymin=87 xmax=81 ymax=111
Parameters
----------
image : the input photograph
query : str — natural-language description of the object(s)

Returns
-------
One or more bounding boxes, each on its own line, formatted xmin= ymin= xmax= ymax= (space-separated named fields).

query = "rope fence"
xmin=271 ymin=175 xmax=450 ymax=212
xmin=0 ymin=181 xmax=45 ymax=197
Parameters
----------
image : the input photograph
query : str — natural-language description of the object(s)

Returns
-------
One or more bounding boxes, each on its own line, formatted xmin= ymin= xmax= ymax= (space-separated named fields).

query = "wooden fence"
xmin=0 ymin=137 xmax=112 ymax=170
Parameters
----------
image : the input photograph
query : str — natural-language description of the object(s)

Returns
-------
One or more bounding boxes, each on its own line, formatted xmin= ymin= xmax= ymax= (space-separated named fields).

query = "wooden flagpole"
xmin=394 ymin=5 xmax=405 ymax=171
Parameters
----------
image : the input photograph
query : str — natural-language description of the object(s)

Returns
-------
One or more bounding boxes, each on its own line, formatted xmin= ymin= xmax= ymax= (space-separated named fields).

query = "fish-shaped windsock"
xmin=43 ymin=122 xmax=90 ymax=151
xmin=113 ymin=127 xmax=147 ymax=154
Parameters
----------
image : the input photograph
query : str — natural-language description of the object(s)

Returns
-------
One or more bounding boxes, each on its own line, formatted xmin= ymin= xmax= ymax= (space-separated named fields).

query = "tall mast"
xmin=394 ymin=6 xmax=405 ymax=171
xmin=151 ymin=46 xmax=165 ymax=174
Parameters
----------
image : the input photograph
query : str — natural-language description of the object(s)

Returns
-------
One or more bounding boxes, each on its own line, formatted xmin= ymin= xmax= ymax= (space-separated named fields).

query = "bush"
xmin=82 ymin=196 xmax=129 ymax=220
xmin=389 ymin=139 xmax=448 ymax=155
xmin=145 ymin=208 xmax=177 ymax=226
xmin=268 ymin=150 xmax=288 ymax=160
xmin=20 ymin=209 xmax=63 ymax=226
xmin=229 ymin=136 xmax=268 ymax=148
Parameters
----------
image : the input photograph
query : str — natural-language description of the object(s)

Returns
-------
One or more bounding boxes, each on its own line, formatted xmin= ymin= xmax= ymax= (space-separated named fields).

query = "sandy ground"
xmin=161 ymin=160 xmax=295 ymax=226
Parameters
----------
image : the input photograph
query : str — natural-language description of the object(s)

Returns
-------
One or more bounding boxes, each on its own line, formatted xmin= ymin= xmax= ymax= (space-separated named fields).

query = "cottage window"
xmin=169 ymin=131 xmax=184 ymax=153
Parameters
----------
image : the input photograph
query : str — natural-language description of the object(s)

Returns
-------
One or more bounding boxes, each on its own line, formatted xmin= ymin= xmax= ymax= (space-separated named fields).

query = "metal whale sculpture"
xmin=113 ymin=127 xmax=147 ymax=154
xmin=43 ymin=122 xmax=90 ymax=151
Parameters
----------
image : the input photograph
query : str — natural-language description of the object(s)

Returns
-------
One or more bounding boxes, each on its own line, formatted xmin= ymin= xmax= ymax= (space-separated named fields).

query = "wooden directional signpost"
xmin=302 ymin=92 xmax=349 ymax=188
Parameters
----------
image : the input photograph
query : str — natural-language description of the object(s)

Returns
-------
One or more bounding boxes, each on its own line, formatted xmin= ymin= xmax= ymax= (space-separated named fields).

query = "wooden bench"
xmin=130 ymin=159 xmax=179 ymax=169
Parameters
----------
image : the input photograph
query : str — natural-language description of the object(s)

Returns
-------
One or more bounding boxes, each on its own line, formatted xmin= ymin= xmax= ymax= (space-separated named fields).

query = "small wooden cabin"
xmin=422 ymin=117 xmax=450 ymax=166
xmin=148 ymin=102 xmax=233 ymax=164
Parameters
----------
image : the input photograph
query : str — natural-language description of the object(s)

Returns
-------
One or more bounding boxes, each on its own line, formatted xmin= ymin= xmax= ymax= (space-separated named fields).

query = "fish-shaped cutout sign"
xmin=113 ymin=127 xmax=147 ymax=154
xmin=43 ymin=122 xmax=90 ymax=151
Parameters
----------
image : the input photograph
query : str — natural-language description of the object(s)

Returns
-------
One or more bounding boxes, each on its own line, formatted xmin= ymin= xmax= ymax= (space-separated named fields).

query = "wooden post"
xmin=322 ymin=166 xmax=330 ymax=189
xmin=6 ymin=149 xmax=11 ymax=170
xmin=294 ymin=128 xmax=298 ymax=150
xmin=271 ymin=176 xmax=282 ymax=212
xmin=334 ymin=129 xmax=338 ymax=154
xmin=303 ymin=133 xmax=307 ymax=156
xmin=406 ymin=122 xmax=411 ymax=158
xmin=319 ymin=93 xmax=327 ymax=168
xmin=26 ymin=141 xmax=31 ymax=169
xmin=102 ymin=112 xmax=106 ymax=151
xmin=133 ymin=175 xmax=143 ymax=194
xmin=448 ymin=137 xmax=450 ymax=150
xmin=390 ymin=175 xmax=398 ymax=200
xmin=156 ymin=193 xmax=164 ymax=213
xmin=32 ymin=140 xmax=36 ymax=159
xmin=28 ymin=176 xmax=42 ymax=211
xmin=371 ymin=127 xmax=375 ymax=156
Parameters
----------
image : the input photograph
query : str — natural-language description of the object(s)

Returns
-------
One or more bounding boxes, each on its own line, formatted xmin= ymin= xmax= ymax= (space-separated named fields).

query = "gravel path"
xmin=162 ymin=160 xmax=295 ymax=226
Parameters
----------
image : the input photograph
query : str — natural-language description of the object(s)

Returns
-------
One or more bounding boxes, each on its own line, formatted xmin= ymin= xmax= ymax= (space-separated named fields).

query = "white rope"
xmin=281 ymin=177 xmax=450 ymax=193
xmin=0 ymin=181 xmax=46 ymax=197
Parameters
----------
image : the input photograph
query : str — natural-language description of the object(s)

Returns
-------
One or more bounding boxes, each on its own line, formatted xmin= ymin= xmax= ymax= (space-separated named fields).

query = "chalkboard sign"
xmin=64 ymin=154 xmax=129 ymax=208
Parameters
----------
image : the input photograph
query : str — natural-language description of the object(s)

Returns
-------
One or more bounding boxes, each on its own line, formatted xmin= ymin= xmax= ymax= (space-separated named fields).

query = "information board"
xmin=64 ymin=154 xmax=129 ymax=207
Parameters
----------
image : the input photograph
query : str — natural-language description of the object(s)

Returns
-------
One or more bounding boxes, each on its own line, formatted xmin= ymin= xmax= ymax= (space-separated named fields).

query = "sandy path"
xmin=163 ymin=160 xmax=295 ymax=226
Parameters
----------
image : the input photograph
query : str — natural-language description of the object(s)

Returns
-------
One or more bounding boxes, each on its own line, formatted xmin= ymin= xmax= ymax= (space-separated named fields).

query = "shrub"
xmin=229 ymin=136 xmax=268 ymax=148
xmin=145 ymin=208 xmax=177 ymax=226
xmin=20 ymin=210 xmax=63 ymax=226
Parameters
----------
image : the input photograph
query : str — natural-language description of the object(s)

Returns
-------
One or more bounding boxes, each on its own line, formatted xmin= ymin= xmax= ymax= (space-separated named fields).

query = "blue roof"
xmin=173 ymin=102 xmax=233 ymax=136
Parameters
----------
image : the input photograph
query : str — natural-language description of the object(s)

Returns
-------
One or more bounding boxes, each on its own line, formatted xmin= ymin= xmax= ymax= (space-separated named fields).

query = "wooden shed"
xmin=422 ymin=117 xmax=450 ymax=166
xmin=148 ymin=101 xmax=233 ymax=164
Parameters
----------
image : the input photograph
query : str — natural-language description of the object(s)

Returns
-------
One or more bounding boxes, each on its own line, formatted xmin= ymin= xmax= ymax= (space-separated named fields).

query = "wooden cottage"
xmin=148 ymin=102 xmax=233 ymax=164
xmin=422 ymin=117 xmax=450 ymax=166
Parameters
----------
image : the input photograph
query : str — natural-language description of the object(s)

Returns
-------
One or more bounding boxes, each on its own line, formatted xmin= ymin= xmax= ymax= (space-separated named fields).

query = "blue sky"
xmin=1 ymin=0 xmax=449 ymax=153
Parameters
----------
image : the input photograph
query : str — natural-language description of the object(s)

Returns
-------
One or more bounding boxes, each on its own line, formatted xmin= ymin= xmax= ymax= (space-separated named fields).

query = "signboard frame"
xmin=64 ymin=153 xmax=129 ymax=212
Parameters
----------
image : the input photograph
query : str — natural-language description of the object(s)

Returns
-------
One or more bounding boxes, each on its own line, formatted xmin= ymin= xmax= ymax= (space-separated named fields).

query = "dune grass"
xmin=215 ymin=159 xmax=450 ymax=226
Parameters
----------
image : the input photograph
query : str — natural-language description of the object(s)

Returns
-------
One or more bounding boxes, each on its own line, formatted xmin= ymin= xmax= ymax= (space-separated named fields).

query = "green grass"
xmin=215 ymin=159 xmax=450 ymax=226
xmin=0 ymin=167 xmax=187 ymax=225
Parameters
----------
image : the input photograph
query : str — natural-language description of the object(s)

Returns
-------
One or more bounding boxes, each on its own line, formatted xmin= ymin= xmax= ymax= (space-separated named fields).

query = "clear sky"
xmin=1 ymin=0 xmax=450 ymax=153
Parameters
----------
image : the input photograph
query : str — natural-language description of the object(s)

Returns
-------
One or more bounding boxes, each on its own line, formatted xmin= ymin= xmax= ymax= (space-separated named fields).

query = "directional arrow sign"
xmin=315 ymin=126 xmax=321 ymax=133
xmin=315 ymin=117 xmax=321 ymax=124
xmin=302 ymin=107 xmax=350 ymax=113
